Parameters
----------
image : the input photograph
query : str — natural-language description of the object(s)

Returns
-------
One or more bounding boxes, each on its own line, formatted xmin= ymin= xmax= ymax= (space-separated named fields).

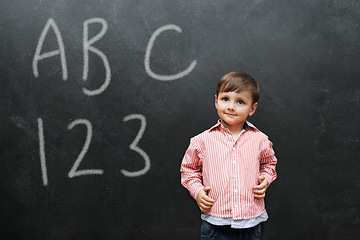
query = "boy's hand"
xmin=196 ymin=187 xmax=215 ymax=213
xmin=253 ymin=175 xmax=269 ymax=200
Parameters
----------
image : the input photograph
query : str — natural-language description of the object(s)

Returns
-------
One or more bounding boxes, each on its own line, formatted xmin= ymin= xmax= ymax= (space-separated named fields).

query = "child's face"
xmin=215 ymin=89 xmax=257 ymax=130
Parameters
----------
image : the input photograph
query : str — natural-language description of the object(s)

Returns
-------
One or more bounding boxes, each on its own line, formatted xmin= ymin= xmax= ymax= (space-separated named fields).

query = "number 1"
xmin=38 ymin=118 xmax=48 ymax=186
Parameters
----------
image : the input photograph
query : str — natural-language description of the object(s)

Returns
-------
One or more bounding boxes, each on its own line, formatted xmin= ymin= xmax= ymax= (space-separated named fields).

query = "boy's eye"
xmin=222 ymin=97 xmax=228 ymax=101
xmin=238 ymin=100 xmax=244 ymax=104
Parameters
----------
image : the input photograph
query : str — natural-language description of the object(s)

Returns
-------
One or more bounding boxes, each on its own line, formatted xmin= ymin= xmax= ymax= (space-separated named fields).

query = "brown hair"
xmin=216 ymin=71 xmax=259 ymax=103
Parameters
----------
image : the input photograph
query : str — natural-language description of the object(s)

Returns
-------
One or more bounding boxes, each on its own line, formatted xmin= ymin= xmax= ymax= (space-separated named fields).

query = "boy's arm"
xmin=259 ymin=138 xmax=278 ymax=186
xmin=180 ymin=138 xmax=204 ymax=199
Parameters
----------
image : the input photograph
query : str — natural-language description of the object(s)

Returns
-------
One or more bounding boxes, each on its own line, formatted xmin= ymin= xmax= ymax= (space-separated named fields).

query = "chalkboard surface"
xmin=1 ymin=1 xmax=360 ymax=239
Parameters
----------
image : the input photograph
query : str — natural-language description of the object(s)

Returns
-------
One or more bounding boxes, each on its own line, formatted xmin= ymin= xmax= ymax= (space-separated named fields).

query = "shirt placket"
xmin=230 ymin=130 xmax=245 ymax=219
xmin=229 ymin=135 xmax=239 ymax=218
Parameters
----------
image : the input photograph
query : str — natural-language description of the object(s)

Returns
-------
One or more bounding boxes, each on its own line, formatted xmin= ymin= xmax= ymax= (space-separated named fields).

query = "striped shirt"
xmin=180 ymin=120 xmax=277 ymax=220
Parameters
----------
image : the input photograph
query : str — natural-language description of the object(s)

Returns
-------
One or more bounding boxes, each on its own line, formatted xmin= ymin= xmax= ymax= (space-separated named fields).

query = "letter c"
xmin=144 ymin=24 xmax=197 ymax=81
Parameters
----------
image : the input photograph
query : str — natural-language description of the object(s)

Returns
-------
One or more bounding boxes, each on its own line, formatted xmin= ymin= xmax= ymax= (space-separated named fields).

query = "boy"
xmin=180 ymin=72 xmax=277 ymax=240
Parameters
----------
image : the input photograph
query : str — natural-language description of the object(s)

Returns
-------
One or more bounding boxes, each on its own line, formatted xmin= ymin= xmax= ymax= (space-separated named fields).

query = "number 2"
xmin=67 ymin=119 xmax=104 ymax=178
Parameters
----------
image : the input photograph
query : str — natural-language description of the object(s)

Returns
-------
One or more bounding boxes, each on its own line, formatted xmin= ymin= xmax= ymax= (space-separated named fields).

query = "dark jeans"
xmin=201 ymin=220 xmax=261 ymax=240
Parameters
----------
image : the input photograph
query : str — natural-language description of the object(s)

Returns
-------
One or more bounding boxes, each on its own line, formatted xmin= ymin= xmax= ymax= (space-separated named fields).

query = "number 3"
xmin=121 ymin=114 xmax=150 ymax=177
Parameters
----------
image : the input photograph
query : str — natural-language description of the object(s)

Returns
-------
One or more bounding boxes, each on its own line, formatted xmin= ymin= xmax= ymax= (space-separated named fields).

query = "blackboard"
xmin=1 ymin=0 xmax=360 ymax=239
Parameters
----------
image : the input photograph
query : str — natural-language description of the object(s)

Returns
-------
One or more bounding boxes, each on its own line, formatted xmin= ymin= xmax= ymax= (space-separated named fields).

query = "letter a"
xmin=32 ymin=18 xmax=68 ymax=80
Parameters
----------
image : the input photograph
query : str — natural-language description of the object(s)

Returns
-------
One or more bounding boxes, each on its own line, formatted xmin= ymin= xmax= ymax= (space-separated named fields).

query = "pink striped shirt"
xmin=180 ymin=120 xmax=277 ymax=220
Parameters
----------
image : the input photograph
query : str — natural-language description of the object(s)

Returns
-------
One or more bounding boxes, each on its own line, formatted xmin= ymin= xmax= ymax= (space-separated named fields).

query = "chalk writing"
xmin=145 ymin=24 xmax=197 ymax=81
xmin=33 ymin=18 xmax=111 ymax=96
xmin=121 ymin=114 xmax=150 ymax=177
xmin=37 ymin=118 xmax=48 ymax=187
xmin=33 ymin=20 xmax=197 ymax=96
xmin=82 ymin=18 xmax=111 ymax=96
xmin=33 ymin=18 xmax=68 ymax=80
xmin=37 ymin=115 xmax=151 ymax=186
xmin=67 ymin=119 xmax=104 ymax=178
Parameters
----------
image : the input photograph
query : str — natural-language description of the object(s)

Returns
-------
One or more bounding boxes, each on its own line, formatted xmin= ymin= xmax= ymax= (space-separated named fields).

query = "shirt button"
xmin=234 ymin=189 xmax=237 ymax=193
xmin=235 ymin=204 xmax=238 ymax=208
xmin=232 ymin=147 xmax=235 ymax=150
xmin=234 ymin=174 xmax=237 ymax=178
xmin=233 ymin=161 xmax=236 ymax=164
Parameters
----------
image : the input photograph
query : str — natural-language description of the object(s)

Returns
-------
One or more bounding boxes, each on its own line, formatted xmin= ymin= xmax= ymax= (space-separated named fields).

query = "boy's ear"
xmin=249 ymin=102 xmax=258 ymax=117
xmin=214 ymin=95 xmax=218 ymax=107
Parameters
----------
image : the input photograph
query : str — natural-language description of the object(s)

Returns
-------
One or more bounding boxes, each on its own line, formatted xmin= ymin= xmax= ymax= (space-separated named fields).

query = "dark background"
xmin=1 ymin=0 xmax=360 ymax=239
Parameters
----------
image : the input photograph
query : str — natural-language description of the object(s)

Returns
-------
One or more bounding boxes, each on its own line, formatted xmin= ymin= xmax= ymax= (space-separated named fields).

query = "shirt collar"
xmin=209 ymin=120 xmax=258 ymax=132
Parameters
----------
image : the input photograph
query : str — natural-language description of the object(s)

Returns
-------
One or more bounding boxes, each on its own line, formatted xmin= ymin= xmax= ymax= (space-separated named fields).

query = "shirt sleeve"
xmin=259 ymin=137 xmax=278 ymax=185
xmin=180 ymin=137 xmax=204 ymax=199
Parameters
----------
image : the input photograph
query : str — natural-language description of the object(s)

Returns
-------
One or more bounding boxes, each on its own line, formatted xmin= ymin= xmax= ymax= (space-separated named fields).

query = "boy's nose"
xmin=227 ymin=102 xmax=235 ymax=110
